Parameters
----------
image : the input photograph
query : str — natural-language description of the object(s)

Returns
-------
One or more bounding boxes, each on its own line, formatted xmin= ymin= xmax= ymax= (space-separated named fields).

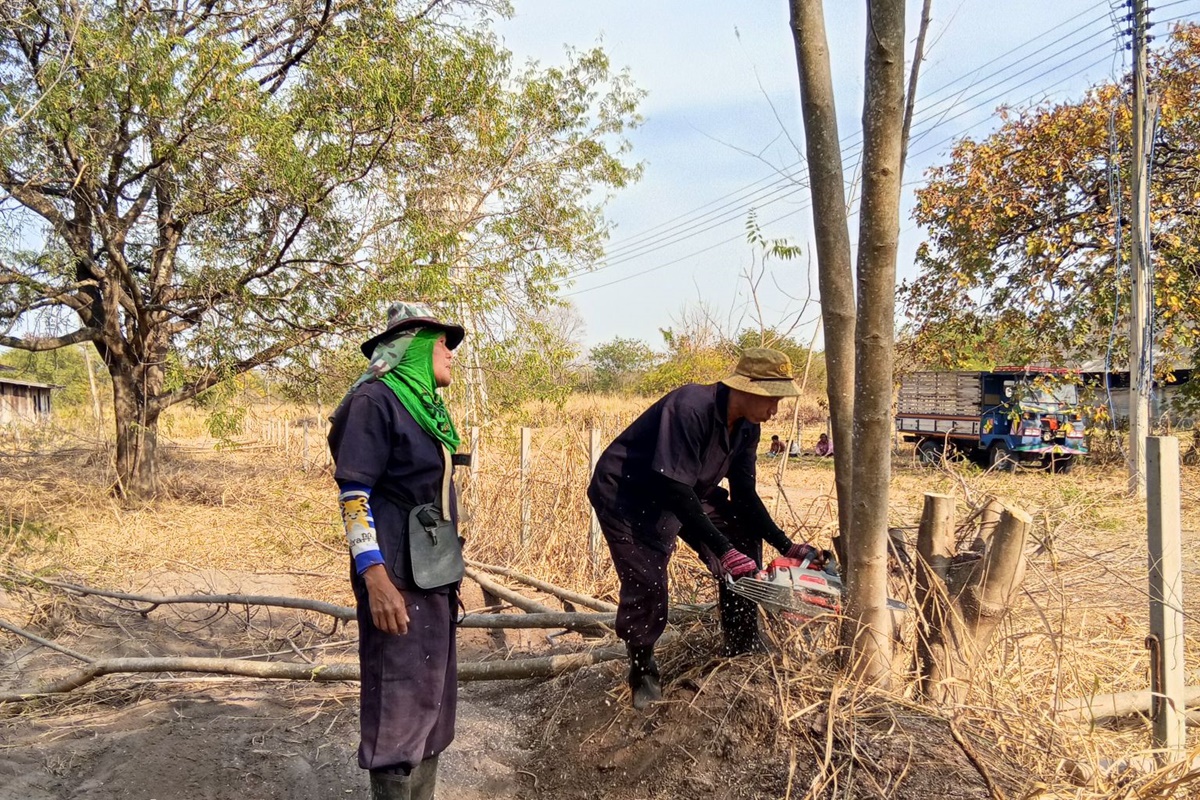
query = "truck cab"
xmin=977 ymin=370 xmax=1088 ymax=472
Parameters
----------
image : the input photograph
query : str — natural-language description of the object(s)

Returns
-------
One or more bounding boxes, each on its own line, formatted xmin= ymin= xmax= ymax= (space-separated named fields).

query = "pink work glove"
xmin=719 ymin=549 xmax=758 ymax=579
xmin=785 ymin=542 xmax=821 ymax=563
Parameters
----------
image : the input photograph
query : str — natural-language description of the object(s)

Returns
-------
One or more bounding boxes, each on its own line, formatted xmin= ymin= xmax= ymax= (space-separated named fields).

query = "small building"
xmin=1076 ymin=365 xmax=1194 ymax=428
xmin=0 ymin=374 xmax=54 ymax=424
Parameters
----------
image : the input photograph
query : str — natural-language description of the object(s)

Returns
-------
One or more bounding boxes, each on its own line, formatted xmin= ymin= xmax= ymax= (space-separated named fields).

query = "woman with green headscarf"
xmin=328 ymin=301 xmax=466 ymax=800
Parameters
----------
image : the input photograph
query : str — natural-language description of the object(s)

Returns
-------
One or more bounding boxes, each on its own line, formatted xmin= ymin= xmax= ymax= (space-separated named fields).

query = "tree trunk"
xmin=788 ymin=0 xmax=857 ymax=559
xmin=914 ymin=493 xmax=964 ymax=701
xmin=111 ymin=361 xmax=165 ymax=499
xmin=845 ymin=0 xmax=908 ymax=685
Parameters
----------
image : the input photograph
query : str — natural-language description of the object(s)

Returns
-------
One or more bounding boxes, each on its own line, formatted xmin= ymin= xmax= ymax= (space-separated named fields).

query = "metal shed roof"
xmin=0 ymin=376 xmax=56 ymax=389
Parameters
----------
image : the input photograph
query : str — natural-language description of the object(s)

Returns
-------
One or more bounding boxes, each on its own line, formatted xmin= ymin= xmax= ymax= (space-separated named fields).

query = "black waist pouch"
xmin=407 ymin=502 xmax=464 ymax=589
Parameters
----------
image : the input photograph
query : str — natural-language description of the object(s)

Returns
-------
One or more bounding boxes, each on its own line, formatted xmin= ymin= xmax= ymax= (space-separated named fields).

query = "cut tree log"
xmin=460 ymin=612 xmax=615 ymax=629
xmin=0 ymin=649 xmax=628 ymax=703
xmin=465 ymin=559 xmax=617 ymax=612
xmin=11 ymin=574 xmax=620 ymax=631
xmin=16 ymin=575 xmax=357 ymax=621
xmin=463 ymin=568 xmax=557 ymax=615
xmin=1056 ymin=686 xmax=1200 ymax=725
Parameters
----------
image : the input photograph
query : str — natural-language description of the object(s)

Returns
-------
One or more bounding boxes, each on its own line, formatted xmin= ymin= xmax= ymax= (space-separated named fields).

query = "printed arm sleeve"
xmin=337 ymin=480 xmax=385 ymax=574
xmin=652 ymin=473 xmax=734 ymax=556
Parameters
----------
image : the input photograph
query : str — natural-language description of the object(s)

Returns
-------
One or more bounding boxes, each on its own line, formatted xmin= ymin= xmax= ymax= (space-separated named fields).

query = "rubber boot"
xmin=369 ymin=769 xmax=412 ymax=800
xmin=626 ymin=643 xmax=662 ymax=710
xmin=409 ymin=755 xmax=439 ymax=800
xmin=718 ymin=582 xmax=765 ymax=657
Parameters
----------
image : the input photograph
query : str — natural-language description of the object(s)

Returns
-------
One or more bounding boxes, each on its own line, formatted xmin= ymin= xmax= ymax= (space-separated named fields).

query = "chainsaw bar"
xmin=728 ymin=557 xmax=909 ymax=620
xmin=728 ymin=558 xmax=843 ymax=616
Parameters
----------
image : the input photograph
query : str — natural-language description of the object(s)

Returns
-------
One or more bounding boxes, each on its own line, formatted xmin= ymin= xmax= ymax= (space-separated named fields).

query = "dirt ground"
xmin=0 ymin=575 xmax=550 ymax=800
xmin=2 ymin=437 xmax=1199 ymax=799
xmin=0 ymin=565 xmax=1013 ymax=800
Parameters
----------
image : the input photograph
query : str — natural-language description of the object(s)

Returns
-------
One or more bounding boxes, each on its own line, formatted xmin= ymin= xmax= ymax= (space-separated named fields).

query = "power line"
xmin=568 ymin=5 xmax=1200 ymax=296
xmin=594 ymin=9 xmax=1120 ymax=270
xmin=572 ymin=36 xmax=1122 ymax=287
xmin=597 ymin=2 xmax=1115 ymax=262
xmin=569 ymin=46 xmax=1126 ymax=296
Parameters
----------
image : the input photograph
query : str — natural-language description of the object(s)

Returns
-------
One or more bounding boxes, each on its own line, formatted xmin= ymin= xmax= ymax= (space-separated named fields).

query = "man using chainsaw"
xmin=587 ymin=348 xmax=823 ymax=709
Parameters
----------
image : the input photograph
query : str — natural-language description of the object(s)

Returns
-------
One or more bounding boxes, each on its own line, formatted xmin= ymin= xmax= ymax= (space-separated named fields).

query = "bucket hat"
xmin=359 ymin=301 xmax=465 ymax=357
xmin=720 ymin=348 xmax=801 ymax=398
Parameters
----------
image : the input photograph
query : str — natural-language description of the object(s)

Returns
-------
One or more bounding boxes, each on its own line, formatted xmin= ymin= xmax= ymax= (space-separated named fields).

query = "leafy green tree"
xmin=0 ymin=0 xmax=640 ymax=495
xmin=902 ymin=24 xmax=1200 ymax=382
xmin=636 ymin=306 xmax=734 ymax=395
xmin=586 ymin=336 xmax=658 ymax=393
xmin=0 ymin=344 xmax=95 ymax=410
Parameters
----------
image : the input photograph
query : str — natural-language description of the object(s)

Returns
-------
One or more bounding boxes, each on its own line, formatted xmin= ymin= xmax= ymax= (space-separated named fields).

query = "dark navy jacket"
xmin=587 ymin=383 xmax=759 ymax=551
xmin=328 ymin=381 xmax=457 ymax=591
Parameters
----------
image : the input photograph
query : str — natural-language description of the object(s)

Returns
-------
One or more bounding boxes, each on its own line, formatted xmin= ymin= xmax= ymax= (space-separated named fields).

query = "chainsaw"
xmin=726 ymin=555 xmax=843 ymax=617
xmin=727 ymin=555 xmax=908 ymax=621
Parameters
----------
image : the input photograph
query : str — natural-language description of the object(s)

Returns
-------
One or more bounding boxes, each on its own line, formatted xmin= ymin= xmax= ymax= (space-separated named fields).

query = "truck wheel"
xmin=1048 ymin=455 xmax=1074 ymax=475
xmin=989 ymin=442 xmax=1015 ymax=472
xmin=916 ymin=439 xmax=942 ymax=466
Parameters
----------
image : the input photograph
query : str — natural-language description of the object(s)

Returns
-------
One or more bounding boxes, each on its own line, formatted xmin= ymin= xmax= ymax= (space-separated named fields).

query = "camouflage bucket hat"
xmin=720 ymin=348 xmax=801 ymax=398
xmin=359 ymin=301 xmax=465 ymax=358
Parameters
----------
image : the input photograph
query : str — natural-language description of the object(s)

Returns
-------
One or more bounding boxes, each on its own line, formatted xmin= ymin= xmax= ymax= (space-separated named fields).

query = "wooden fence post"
xmin=470 ymin=426 xmax=480 ymax=481
xmin=588 ymin=428 xmax=602 ymax=566
xmin=1147 ymin=436 xmax=1186 ymax=763
xmin=519 ymin=427 xmax=531 ymax=547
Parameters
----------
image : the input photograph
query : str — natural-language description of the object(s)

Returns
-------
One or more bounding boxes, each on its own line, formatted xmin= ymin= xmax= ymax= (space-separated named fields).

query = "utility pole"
xmin=1128 ymin=0 xmax=1153 ymax=499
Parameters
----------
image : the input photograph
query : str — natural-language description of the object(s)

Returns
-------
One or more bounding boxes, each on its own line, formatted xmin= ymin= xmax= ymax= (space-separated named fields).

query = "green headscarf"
xmin=379 ymin=329 xmax=460 ymax=452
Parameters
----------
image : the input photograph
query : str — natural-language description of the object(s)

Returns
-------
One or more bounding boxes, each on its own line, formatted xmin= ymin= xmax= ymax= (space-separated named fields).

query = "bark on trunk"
xmin=788 ymin=0 xmax=857 ymax=558
xmin=111 ymin=362 xmax=165 ymax=499
xmin=914 ymin=493 xmax=965 ymax=701
xmin=845 ymin=0 xmax=908 ymax=685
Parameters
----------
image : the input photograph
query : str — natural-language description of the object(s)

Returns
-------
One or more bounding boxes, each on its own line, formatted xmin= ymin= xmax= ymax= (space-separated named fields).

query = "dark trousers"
xmin=354 ymin=582 xmax=457 ymax=772
xmin=599 ymin=498 xmax=762 ymax=649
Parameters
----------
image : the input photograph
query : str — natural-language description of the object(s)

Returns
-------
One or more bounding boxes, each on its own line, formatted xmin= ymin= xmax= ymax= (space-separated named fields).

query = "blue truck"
xmin=896 ymin=368 xmax=1088 ymax=472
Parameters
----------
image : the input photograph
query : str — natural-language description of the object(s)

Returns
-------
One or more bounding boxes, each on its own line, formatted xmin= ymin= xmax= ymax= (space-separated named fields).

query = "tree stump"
xmin=915 ymin=494 xmax=1031 ymax=705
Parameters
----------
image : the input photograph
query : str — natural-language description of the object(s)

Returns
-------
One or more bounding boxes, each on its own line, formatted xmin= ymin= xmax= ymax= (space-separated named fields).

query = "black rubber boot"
xmin=409 ymin=755 xmax=438 ymax=800
xmin=718 ymin=582 xmax=765 ymax=656
xmin=370 ymin=769 xmax=412 ymax=800
xmin=626 ymin=643 xmax=662 ymax=709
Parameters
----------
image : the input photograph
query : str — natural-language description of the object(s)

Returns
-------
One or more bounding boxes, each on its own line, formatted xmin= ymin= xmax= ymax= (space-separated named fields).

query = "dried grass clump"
xmin=3 ymin=402 xmax=1199 ymax=798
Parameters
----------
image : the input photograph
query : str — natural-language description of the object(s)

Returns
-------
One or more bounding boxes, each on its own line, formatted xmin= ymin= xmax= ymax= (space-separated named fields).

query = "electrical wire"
xmin=575 ymin=40 xmax=1121 ymax=289
xmin=569 ymin=48 xmax=1121 ymax=295
xmin=567 ymin=3 xmax=1200 ymax=296
xmin=593 ymin=4 xmax=1120 ymax=266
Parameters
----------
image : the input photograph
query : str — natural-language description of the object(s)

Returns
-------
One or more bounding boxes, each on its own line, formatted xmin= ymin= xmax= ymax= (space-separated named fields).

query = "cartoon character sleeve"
xmin=338 ymin=481 xmax=384 ymax=574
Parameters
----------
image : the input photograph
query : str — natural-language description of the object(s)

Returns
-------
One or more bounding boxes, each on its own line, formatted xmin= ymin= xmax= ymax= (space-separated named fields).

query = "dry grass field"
xmin=1 ymin=394 xmax=1198 ymax=798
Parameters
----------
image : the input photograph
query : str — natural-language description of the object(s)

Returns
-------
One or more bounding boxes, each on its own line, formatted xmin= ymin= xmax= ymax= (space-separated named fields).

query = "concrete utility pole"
xmin=1146 ymin=437 xmax=1186 ymax=763
xmin=1128 ymin=0 xmax=1153 ymax=499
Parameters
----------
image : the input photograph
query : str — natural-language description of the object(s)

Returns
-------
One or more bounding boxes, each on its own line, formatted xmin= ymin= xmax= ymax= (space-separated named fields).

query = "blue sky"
xmin=495 ymin=0 xmax=1200 ymax=350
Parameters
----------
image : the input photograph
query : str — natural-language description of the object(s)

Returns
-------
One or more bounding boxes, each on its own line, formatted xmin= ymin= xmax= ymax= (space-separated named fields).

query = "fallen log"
xmin=15 ymin=575 xmax=357 ymax=621
xmin=460 ymin=612 xmax=616 ymax=629
xmin=465 ymin=559 xmax=617 ymax=612
xmin=0 ymin=649 xmax=627 ymax=703
xmin=14 ymin=575 xmax=617 ymax=631
xmin=1056 ymin=686 xmax=1200 ymax=725
xmin=463 ymin=568 xmax=556 ymax=615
